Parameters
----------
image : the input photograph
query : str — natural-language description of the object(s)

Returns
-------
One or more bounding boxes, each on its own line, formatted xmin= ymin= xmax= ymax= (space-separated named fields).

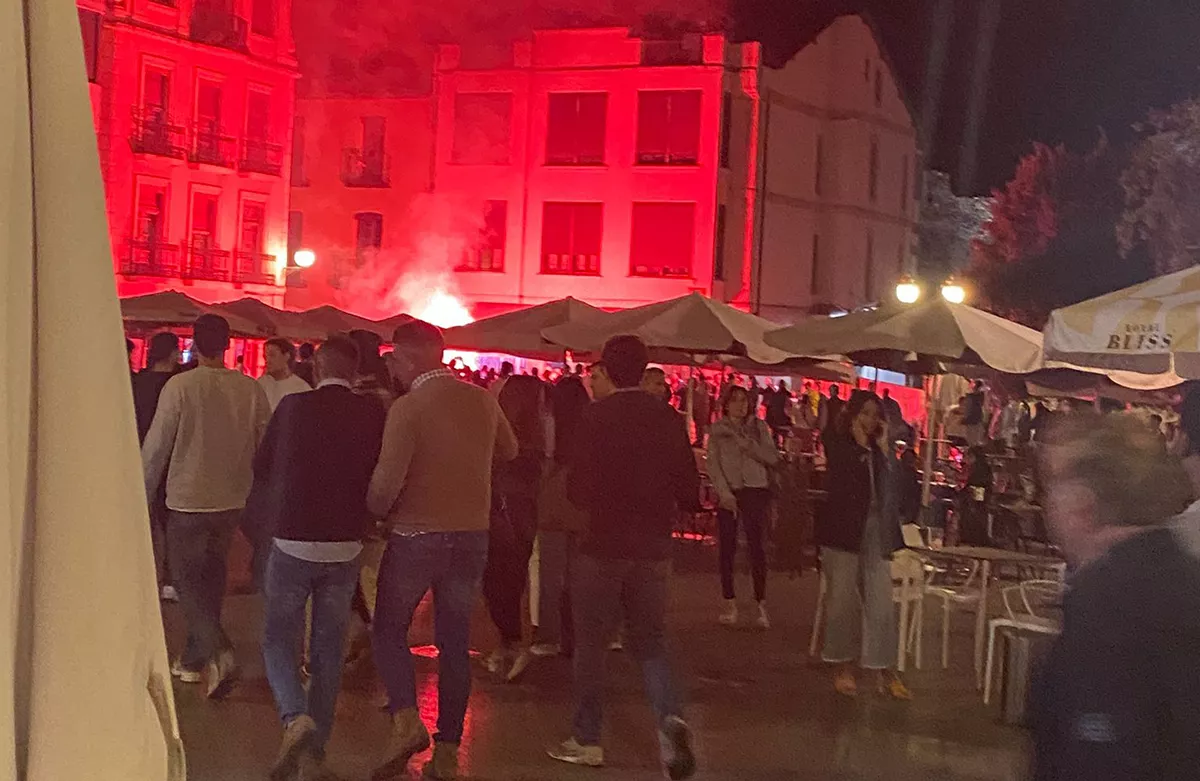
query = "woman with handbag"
xmin=707 ymin=386 xmax=779 ymax=629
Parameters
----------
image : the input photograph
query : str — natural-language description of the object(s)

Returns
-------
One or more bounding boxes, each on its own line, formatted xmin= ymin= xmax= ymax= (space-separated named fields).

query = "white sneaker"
xmin=608 ymin=637 xmax=624 ymax=652
xmin=160 ymin=585 xmax=179 ymax=602
xmin=485 ymin=649 xmax=508 ymax=675
xmin=548 ymin=737 xmax=604 ymax=768
xmin=718 ymin=599 xmax=738 ymax=625
xmin=170 ymin=659 xmax=202 ymax=684
xmin=755 ymin=602 xmax=771 ymax=630
xmin=506 ymin=649 xmax=533 ymax=682
xmin=529 ymin=642 xmax=561 ymax=657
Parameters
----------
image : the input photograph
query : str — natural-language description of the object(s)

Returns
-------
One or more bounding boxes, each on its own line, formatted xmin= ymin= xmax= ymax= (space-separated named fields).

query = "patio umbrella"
xmin=2 ymin=0 xmax=183 ymax=777
xmin=297 ymin=304 xmax=403 ymax=341
xmin=120 ymin=290 xmax=264 ymax=335
xmin=444 ymin=297 xmax=606 ymax=360
xmin=1043 ymin=266 xmax=1200 ymax=378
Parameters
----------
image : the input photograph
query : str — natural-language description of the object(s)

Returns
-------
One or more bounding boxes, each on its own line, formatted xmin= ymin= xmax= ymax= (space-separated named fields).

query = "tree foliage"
xmin=1118 ymin=98 xmax=1200 ymax=275
xmin=916 ymin=170 xmax=992 ymax=278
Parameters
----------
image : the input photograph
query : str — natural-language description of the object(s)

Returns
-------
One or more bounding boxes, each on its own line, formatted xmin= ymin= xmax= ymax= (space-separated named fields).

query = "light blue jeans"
xmin=820 ymin=546 xmax=897 ymax=670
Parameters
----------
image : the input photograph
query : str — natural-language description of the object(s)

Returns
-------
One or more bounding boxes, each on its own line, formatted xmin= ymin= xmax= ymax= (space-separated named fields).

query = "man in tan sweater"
xmin=367 ymin=319 xmax=517 ymax=781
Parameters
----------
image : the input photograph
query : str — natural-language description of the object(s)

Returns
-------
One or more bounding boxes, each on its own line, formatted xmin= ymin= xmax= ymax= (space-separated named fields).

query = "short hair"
xmin=392 ymin=319 xmax=445 ymax=360
xmin=192 ymin=314 xmax=231 ymax=359
xmin=829 ymin=384 xmax=840 ymax=396
xmin=264 ymin=337 xmax=295 ymax=362
xmin=601 ymin=335 xmax=649 ymax=388
xmin=722 ymin=385 xmax=751 ymax=417
xmin=642 ymin=367 xmax=666 ymax=382
xmin=314 ymin=335 xmax=360 ymax=381
xmin=146 ymin=331 xmax=180 ymax=366
xmin=298 ymin=342 xmax=315 ymax=360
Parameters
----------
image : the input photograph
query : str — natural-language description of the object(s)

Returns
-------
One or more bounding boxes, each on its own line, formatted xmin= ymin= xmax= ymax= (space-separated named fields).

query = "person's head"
xmin=589 ymin=361 xmax=615 ymax=400
xmin=882 ymin=388 xmax=892 ymax=400
xmin=498 ymin=374 xmax=547 ymax=452
xmin=972 ymin=379 xmax=984 ymax=392
xmin=313 ymin=334 xmax=359 ymax=384
xmin=829 ymin=383 xmax=840 ymax=399
xmin=600 ymin=335 xmax=649 ymax=390
xmin=543 ymin=369 xmax=554 ymax=382
xmin=778 ymin=379 xmax=789 ymax=392
xmin=388 ymin=319 xmax=444 ymax=389
xmin=842 ymin=389 xmax=883 ymax=443
xmin=723 ymin=386 xmax=751 ymax=421
xmin=500 ymin=361 xmax=514 ymax=378
xmin=641 ymin=366 xmax=669 ymax=400
xmin=192 ymin=314 xmax=231 ymax=361
xmin=574 ymin=363 xmax=584 ymax=376
xmin=298 ymin=342 xmax=315 ymax=362
xmin=264 ymin=337 xmax=295 ymax=377
xmin=146 ymin=331 xmax=180 ymax=370
xmin=1042 ymin=413 xmax=1191 ymax=566
xmin=551 ymin=376 xmax=591 ymax=462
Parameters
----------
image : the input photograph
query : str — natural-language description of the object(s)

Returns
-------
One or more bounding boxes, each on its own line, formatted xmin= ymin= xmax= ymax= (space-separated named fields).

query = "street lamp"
xmin=940 ymin=277 xmax=966 ymax=304
xmin=293 ymin=248 xmax=316 ymax=268
xmin=895 ymin=275 xmax=921 ymax=304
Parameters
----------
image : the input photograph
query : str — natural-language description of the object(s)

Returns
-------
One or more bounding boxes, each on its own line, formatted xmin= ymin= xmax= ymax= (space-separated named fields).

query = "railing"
xmin=189 ymin=2 xmax=248 ymax=51
xmin=240 ymin=138 xmax=284 ymax=176
xmin=129 ymin=108 xmax=186 ymax=158
xmin=184 ymin=244 xmax=232 ymax=281
xmin=456 ymin=247 xmax=505 ymax=273
xmin=234 ymin=251 xmax=277 ymax=285
xmin=189 ymin=122 xmax=237 ymax=167
xmin=340 ymin=148 xmax=390 ymax=187
xmin=120 ymin=239 xmax=181 ymax=277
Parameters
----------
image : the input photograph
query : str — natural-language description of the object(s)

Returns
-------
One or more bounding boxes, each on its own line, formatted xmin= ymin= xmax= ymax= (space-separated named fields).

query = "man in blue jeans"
xmin=549 ymin=335 xmax=701 ymax=780
xmin=247 ymin=336 xmax=386 ymax=780
xmin=367 ymin=320 xmax=517 ymax=781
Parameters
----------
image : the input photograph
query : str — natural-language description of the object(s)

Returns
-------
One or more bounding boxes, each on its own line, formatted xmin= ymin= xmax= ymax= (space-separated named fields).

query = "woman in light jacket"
xmin=708 ymin=386 xmax=779 ymax=629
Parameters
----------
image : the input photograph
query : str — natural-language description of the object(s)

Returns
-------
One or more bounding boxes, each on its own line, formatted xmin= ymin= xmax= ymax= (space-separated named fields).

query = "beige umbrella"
xmin=1044 ymin=266 xmax=1200 ymax=378
xmin=121 ymin=290 xmax=265 ymax=336
xmin=296 ymin=304 xmax=402 ymax=342
xmin=444 ymin=297 xmax=606 ymax=360
xmin=1 ymin=0 xmax=183 ymax=778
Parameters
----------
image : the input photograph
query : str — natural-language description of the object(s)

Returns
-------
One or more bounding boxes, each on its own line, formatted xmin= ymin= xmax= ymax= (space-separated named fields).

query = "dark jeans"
xmin=534 ymin=530 xmax=580 ymax=649
xmin=572 ymin=555 xmax=683 ymax=746
xmin=717 ymin=487 xmax=771 ymax=602
xmin=149 ymin=492 xmax=171 ymax=588
xmin=262 ymin=546 xmax=361 ymax=750
xmin=373 ymin=531 xmax=489 ymax=744
xmin=167 ymin=509 xmax=239 ymax=669
xmin=483 ymin=495 xmax=537 ymax=646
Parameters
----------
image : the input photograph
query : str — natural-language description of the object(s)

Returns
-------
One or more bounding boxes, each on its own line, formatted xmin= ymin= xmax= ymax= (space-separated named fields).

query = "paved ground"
xmin=169 ymin=542 xmax=1030 ymax=781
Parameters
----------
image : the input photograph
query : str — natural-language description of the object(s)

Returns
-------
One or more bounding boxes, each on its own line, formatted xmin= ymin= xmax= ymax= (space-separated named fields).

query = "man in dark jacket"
xmin=549 ymin=335 xmax=700 ymax=780
xmin=132 ymin=331 xmax=181 ymax=600
xmin=248 ymin=335 xmax=387 ymax=780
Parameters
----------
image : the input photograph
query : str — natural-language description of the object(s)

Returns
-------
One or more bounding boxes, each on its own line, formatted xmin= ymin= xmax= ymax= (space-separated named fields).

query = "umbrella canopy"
xmin=542 ymin=292 xmax=822 ymax=367
xmin=296 ymin=305 xmax=403 ymax=342
xmin=444 ymin=297 xmax=606 ymax=360
xmin=1043 ymin=266 xmax=1200 ymax=378
xmin=2 ymin=0 xmax=183 ymax=777
xmin=120 ymin=290 xmax=265 ymax=335
xmin=764 ymin=299 xmax=1045 ymax=375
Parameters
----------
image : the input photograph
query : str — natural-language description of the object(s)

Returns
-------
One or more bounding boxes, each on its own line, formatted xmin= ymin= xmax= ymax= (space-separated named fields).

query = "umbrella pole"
xmin=686 ymin=369 xmax=696 ymax=444
xmin=920 ymin=374 xmax=942 ymax=514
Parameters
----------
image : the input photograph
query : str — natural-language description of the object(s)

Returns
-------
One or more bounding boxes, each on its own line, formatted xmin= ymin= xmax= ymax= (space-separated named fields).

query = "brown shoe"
xmin=422 ymin=741 xmax=459 ymax=780
xmin=372 ymin=707 xmax=431 ymax=780
xmin=270 ymin=715 xmax=316 ymax=781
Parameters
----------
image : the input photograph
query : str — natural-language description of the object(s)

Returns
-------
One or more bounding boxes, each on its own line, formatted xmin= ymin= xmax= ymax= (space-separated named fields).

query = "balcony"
xmin=340 ymin=148 xmax=389 ymax=188
xmin=234 ymin=251 xmax=277 ymax=285
xmin=120 ymin=239 xmax=181 ymax=277
xmin=129 ymin=109 xmax=185 ymax=159
xmin=184 ymin=244 xmax=232 ymax=281
xmin=240 ymin=139 xmax=284 ymax=176
xmin=189 ymin=1 xmax=248 ymax=51
xmin=189 ymin=123 xmax=236 ymax=168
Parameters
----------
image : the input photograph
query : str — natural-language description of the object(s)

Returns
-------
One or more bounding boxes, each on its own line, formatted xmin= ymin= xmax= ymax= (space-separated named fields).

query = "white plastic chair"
xmin=901 ymin=523 xmax=925 ymax=548
xmin=983 ymin=579 xmax=1064 ymax=704
xmin=925 ymin=560 xmax=984 ymax=669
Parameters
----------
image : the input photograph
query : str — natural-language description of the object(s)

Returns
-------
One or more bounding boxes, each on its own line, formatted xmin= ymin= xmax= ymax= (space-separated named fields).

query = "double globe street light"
xmin=895 ymin=275 xmax=966 ymax=304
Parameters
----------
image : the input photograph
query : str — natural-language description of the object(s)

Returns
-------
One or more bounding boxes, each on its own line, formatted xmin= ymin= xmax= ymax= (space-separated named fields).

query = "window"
xmin=290 ymin=115 xmax=306 ymax=184
xmin=810 ymin=233 xmax=821 ymax=294
xmin=251 ymin=0 xmax=274 ymax=36
xmin=541 ymin=203 xmax=602 ymax=275
xmin=354 ymin=212 xmax=383 ymax=266
xmin=868 ymin=136 xmax=879 ymax=203
xmin=814 ymin=134 xmax=824 ymax=196
xmin=719 ymin=92 xmax=732 ymax=169
xmin=245 ymin=90 xmax=270 ymax=142
xmin=900 ymin=154 xmax=909 ymax=213
xmin=194 ymin=77 xmax=224 ymax=164
xmin=78 ymin=9 xmax=100 ymax=83
xmin=287 ymin=211 xmax=303 ymax=260
xmin=362 ymin=116 xmax=386 ymax=171
xmin=142 ymin=64 xmax=171 ymax=115
xmin=458 ymin=201 xmax=507 ymax=272
xmin=134 ymin=180 xmax=168 ymax=242
xmin=546 ymin=93 xmax=607 ymax=165
xmin=713 ymin=204 xmax=727 ymax=282
xmin=452 ymin=93 xmax=512 ymax=165
xmin=636 ymin=90 xmax=701 ymax=165
xmin=864 ymin=232 xmax=875 ymax=300
xmin=631 ymin=203 xmax=694 ymax=278
xmin=239 ymin=201 xmax=266 ymax=255
xmin=874 ymin=68 xmax=883 ymax=108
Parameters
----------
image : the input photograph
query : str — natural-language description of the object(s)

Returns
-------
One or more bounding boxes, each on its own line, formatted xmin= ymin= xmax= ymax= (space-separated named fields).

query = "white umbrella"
xmin=444 ymin=297 xmax=606 ymax=360
xmin=1 ymin=0 xmax=183 ymax=778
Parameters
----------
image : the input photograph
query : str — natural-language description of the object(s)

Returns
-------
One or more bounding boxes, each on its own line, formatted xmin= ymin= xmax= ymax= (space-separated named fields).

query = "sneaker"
xmin=422 ymin=741 xmax=459 ymax=780
xmin=608 ymin=637 xmax=624 ymax=652
xmin=485 ymin=648 xmax=509 ymax=675
xmin=505 ymin=649 xmax=533 ymax=682
xmin=833 ymin=667 xmax=858 ymax=698
xmin=373 ymin=707 xmax=431 ymax=780
xmin=270 ymin=714 xmax=317 ymax=781
xmin=718 ymin=599 xmax=738 ymax=626
xmin=160 ymin=584 xmax=179 ymax=602
xmin=170 ymin=659 xmax=202 ymax=684
xmin=205 ymin=649 xmax=240 ymax=700
xmin=658 ymin=716 xmax=697 ymax=780
xmin=529 ymin=642 xmax=562 ymax=658
xmin=755 ymin=602 xmax=770 ymax=630
xmin=879 ymin=675 xmax=913 ymax=701
xmin=548 ymin=737 xmax=604 ymax=768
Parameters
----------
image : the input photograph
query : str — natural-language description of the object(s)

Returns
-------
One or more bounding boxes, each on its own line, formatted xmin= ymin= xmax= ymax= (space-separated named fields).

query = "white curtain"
xmin=0 ymin=0 xmax=183 ymax=778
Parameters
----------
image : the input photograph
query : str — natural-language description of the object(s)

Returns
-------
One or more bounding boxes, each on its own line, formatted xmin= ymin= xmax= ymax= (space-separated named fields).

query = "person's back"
xmin=133 ymin=369 xmax=175 ymax=443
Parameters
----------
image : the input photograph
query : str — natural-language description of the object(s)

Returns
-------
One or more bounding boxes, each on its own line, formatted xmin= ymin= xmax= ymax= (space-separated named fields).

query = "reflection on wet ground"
xmin=170 ymin=559 xmax=1029 ymax=781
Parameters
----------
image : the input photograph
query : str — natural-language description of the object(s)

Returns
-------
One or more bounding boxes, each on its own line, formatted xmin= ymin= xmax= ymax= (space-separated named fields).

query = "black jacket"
xmin=1032 ymin=513 xmax=1200 ymax=781
xmin=816 ymin=432 xmax=903 ymax=553
xmin=132 ymin=369 xmax=175 ymax=444
xmin=247 ymin=384 xmax=386 ymax=542
xmin=568 ymin=389 xmax=701 ymax=560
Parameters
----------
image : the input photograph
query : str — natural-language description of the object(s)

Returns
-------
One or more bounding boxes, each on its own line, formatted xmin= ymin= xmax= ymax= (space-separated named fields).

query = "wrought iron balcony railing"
xmin=120 ymin=239 xmax=181 ymax=277
xmin=340 ymin=148 xmax=390 ymax=188
xmin=129 ymin=108 xmax=186 ymax=159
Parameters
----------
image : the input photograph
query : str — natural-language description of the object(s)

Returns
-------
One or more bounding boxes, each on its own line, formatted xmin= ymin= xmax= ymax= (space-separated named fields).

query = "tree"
xmin=916 ymin=170 xmax=991 ymax=278
xmin=966 ymin=137 xmax=1151 ymax=327
xmin=1118 ymin=98 xmax=1200 ymax=275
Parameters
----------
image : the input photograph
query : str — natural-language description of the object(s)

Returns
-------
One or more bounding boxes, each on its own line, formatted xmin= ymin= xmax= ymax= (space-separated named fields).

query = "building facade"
xmin=77 ymin=0 xmax=298 ymax=306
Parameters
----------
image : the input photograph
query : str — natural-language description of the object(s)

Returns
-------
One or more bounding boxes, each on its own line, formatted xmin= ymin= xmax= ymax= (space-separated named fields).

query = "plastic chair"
xmin=924 ymin=560 xmax=984 ymax=669
xmin=901 ymin=523 xmax=925 ymax=548
xmin=983 ymin=579 xmax=1064 ymax=704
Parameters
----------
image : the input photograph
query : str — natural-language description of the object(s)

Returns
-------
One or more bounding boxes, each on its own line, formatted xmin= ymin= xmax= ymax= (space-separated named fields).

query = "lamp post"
xmin=940 ymin=277 xmax=966 ymax=304
xmin=896 ymin=275 xmax=921 ymax=304
xmin=292 ymin=248 xmax=316 ymax=268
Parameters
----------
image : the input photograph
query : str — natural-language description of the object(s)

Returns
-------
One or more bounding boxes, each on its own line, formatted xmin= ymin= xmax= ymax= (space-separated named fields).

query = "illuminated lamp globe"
xmin=895 ymin=277 xmax=921 ymax=304
xmin=293 ymin=248 xmax=316 ymax=268
xmin=940 ymin=278 xmax=966 ymax=304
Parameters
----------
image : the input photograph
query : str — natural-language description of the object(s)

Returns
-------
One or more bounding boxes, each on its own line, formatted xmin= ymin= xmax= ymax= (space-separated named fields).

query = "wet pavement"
xmin=169 ymin=544 xmax=1030 ymax=781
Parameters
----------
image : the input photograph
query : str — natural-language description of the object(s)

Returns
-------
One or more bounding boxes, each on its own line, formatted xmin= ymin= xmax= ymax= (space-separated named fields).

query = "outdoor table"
xmin=911 ymin=545 xmax=1065 ymax=687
